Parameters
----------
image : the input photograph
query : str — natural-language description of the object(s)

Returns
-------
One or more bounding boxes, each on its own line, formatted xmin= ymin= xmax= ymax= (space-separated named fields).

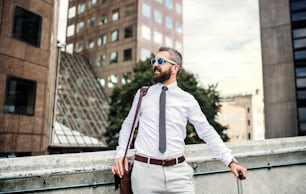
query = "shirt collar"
xmin=157 ymin=82 xmax=178 ymax=89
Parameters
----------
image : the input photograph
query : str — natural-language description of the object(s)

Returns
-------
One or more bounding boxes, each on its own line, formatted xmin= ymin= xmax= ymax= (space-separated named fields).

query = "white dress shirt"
xmin=116 ymin=82 xmax=234 ymax=166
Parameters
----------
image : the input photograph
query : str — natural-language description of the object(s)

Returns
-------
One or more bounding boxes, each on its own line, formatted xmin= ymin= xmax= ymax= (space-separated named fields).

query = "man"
xmin=112 ymin=47 xmax=247 ymax=193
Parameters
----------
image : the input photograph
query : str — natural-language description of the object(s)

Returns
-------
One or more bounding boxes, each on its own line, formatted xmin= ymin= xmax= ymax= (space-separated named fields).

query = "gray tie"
xmin=159 ymin=86 xmax=168 ymax=153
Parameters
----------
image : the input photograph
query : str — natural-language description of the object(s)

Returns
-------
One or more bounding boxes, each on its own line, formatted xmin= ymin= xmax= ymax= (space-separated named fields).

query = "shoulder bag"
xmin=114 ymin=86 xmax=149 ymax=194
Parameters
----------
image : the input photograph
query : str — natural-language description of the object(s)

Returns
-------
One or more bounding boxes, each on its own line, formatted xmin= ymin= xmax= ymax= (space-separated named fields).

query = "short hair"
xmin=158 ymin=47 xmax=182 ymax=68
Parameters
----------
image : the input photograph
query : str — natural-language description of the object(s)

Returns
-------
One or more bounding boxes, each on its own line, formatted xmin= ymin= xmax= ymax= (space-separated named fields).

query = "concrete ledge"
xmin=0 ymin=136 xmax=306 ymax=193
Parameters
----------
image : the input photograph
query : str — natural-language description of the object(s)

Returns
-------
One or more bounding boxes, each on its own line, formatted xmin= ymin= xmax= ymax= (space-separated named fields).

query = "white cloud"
xmin=183 ymin=0 xmax=262 ymax=96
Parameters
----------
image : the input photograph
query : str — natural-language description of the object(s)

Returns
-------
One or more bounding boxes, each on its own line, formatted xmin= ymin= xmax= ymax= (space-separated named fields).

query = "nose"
xmin=152 ymin=61 xmax=159 ymax=68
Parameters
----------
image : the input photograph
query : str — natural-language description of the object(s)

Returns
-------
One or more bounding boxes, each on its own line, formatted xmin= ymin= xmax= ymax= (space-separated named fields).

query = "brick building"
xmin=0 ymin=0 xmax=59 ymax=156
xmin=65 ymin=0 xmax=183 ymax=96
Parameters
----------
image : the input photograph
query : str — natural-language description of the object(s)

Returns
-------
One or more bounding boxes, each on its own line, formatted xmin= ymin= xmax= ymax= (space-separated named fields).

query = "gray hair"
xmin=158 ymin=47 xmax=182 ymax=68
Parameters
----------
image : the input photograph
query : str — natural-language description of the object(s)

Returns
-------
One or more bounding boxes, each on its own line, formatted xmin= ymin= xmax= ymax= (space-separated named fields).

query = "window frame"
xmin=12 ymin=5 xmax=42 ymax=47
xmin=4 ymin=76 xmax=37 ymax=116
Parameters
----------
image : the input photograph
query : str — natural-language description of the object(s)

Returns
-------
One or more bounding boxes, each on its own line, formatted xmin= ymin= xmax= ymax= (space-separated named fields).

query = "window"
xmin=96 ymin=54 xmax=105 ymax=67
xmin=88 ymin=17 xmax=95 ymax=28
xmin=154 ymin=31 xmax=162 ymax=44
xmin=4 ymin=76 xmax=36 ymax=115
xmin=87 ymin=38 xmax=94 ymax=49
xmin=98 ymin=34 xmax=107 ymax=46
xmin=142 ymin=3 xmax=151 ymax=18
xmin=99 ymin=14 xmax=108 ymax=25
xmin=66 ymin=43 xmax=73 ymax=54
xmin=108 ymin=74 xmax=118 ymax=88
xmin=89 ymin=0 xmax=97 ymax=8
xmin=141 ymin=48 xmax=150 ymax=60
xmin=125 ymin=3 xmax=134 ymax=16
xmin=296 ymin=67 xmax=306 ymax=77
xmin=176 ymin=22 xmax=182 ymax=33
xmin=101 ymin=0 xmax=108 ymax=4
xmin=78 ymin=3 xmax=86 ymax=14
xmin=97 ymin=77 xmax=105 ymax=87
xmin=75 ymin=41 xmax=83 ymax=52
xmin=141 ymin=25 xmax=151 ymax=40
xmin=298 ymin=107 xmax=306 ymax=131
xmin=154 ymin=10 xmax=163 ymax=24
xmin=122 ymin=72 xmax=132 ymax=84
xmin=111 ymin=30 xmax=119 ymax=41
xmin=68 ymin=6 xmax=76 ymax=18
xmin=12 ymin=6 xmax=42 ymax=47
xmin=87 ymin=58 xmax=93 ymax=66
xmin=294 ymin=50 xmax=306 ymax=60
xmin=166 ymin=0 xmax=173 ymax=9
xmin=297 ymin=77 xmax=306 ymax=88
xmin=292 ymin=11 xmax=306 ymax=22
xmin=112 ymin=9 xmax=120 ymax=21
xmin=77 ymin=21 xmax=85 ymax=33
xmin=176 ymin=3 xmax=182 ymax=14
xmin=175 ymin=41 xmax=182 ymax=51
xmin=166 ymin=16 xmax=173 ymax=29
xmin=124 ymin=48 xmax=132 ymax=61
xmin=67 ymin=24 xmax=75 ymax=37
xmin=110 ymin=51 xmax=118 ymax=63
xmin=165 ymin=36 xmax=173 ymax=47
xmin=291 ymin=1 xmax=306 ymax=11
xmin=247 ymin=120 xmax=251 ymax=126
xmin=124 ymin=25 xmax=133 ymax=38
xmin=293 ymin=28 xmax=306 ymax=38
xmin=297 ymin=90 xmax=306 ymax=99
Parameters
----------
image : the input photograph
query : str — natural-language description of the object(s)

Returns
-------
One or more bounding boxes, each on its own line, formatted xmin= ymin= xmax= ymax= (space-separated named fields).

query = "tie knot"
xmin=162 ymin=86 xmax=168 ymax=91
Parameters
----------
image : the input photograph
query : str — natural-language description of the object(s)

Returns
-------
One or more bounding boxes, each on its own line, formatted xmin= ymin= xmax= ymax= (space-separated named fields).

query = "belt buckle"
xmin=162 ymin=160 xmax=166 ymax=166
xmin=162 ymin=159 xmax=172 ymax=166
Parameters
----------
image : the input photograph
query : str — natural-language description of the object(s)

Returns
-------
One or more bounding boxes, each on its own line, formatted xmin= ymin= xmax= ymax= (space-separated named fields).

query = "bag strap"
xmin=122 ymin=87 xmax=149 ymax=163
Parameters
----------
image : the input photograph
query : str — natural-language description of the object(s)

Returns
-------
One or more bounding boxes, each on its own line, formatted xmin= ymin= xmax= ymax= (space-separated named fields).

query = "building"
xmin=259 ymin=0 xmax=306 ymax=137
xmin=49 ymin=51 xmax=109 ymax=154
xmin=217 ymin=90 xmax=265 ymax=141
xmin=65 ymin=0 xmax=183 ymax=96
xmin=0 ymin=0 xmax=59 ymax=156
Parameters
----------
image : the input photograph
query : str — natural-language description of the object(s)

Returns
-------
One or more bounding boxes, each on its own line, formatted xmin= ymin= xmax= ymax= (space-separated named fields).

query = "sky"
xmin=58 ymin=0 xmax=263 ymax=97
xmin=183 ymin=0 xmax=262 ymax=96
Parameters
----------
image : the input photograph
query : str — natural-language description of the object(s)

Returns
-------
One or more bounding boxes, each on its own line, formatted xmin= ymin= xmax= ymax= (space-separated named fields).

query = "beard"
xmin=152 ymin=66 xmax=171 ymax=83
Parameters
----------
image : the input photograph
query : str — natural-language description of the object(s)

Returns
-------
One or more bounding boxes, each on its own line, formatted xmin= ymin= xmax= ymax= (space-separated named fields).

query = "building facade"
xmin=65 ymin=0 xmax=183 ymax=96
xmin=259 ymin=0 xmax=306 ymax=137
xmin=217 ymin=90 xmax=265 ymax=142
xmin=0 ymin=0 xmax=59 ymax=156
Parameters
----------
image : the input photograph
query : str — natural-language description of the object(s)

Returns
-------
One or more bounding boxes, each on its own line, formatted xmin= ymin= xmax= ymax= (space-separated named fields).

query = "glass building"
xmin=259 ymin=0 xmax=306 ymax=137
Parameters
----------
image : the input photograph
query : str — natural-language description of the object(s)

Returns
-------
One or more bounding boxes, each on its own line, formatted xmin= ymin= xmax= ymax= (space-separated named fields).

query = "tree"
xmin=104 ymin=58 xmax=228 ymax=149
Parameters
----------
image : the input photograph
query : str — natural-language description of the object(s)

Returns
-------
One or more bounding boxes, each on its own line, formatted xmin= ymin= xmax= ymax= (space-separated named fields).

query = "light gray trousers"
xmin=131 ymin=160 xmax=195 ymax=194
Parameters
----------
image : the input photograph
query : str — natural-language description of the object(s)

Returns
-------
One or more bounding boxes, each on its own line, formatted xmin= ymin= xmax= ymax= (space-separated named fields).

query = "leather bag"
xmin=114 ymin=87 xmax=148 ymax=194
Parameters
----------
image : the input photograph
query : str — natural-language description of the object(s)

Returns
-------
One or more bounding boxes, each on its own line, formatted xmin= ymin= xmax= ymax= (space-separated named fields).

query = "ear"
xmin=171 ymin=65 xmax=180 ymax=74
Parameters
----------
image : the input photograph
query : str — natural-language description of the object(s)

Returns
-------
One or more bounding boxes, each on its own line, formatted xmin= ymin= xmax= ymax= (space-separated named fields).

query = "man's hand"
xmin=112 ymin=157 xmax=129 ymax=178
xmin=229 ymin=162 xmax=247 ymax=179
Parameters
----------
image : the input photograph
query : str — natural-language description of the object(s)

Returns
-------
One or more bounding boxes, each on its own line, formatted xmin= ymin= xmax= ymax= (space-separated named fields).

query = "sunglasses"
xmin=150 ymin=57 xmax=177 ymax=66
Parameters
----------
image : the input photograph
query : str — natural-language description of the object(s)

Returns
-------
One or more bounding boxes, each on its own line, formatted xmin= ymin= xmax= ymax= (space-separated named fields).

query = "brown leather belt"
xmin=135 ymin=155 xmax=185 ymax=167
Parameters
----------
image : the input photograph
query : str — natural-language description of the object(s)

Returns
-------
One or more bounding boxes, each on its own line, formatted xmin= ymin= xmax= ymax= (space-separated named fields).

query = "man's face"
xmin=152 ymin=51 xmax=174 ymax=83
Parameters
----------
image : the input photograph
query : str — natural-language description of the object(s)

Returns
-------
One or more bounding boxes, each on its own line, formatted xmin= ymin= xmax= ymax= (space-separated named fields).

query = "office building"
xmin=65 ymin=0 xmax=183 ymax=96
xmin=259 ymin=0 xmax=306 ymax=137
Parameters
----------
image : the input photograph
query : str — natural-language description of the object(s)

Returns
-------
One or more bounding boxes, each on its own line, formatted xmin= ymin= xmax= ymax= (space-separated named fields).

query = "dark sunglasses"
xmin=150 ymin=57 xmax=177 ymax=66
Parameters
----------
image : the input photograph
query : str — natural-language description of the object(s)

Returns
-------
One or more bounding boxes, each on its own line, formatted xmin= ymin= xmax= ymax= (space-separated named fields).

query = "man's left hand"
xmin=229 ymin=162 xmax=247 ymax=179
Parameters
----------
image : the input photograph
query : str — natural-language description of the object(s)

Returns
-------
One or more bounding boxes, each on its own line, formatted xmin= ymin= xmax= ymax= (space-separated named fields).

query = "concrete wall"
xmin=1 ymin=136 xmax=306 ymax=194
xmin=259 ymin=0 xmax=298 ymax=138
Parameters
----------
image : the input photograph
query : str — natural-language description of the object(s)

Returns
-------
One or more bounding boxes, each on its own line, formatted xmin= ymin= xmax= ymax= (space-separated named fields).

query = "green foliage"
xmin=104 ymin=58 xmax=228 ymax=149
